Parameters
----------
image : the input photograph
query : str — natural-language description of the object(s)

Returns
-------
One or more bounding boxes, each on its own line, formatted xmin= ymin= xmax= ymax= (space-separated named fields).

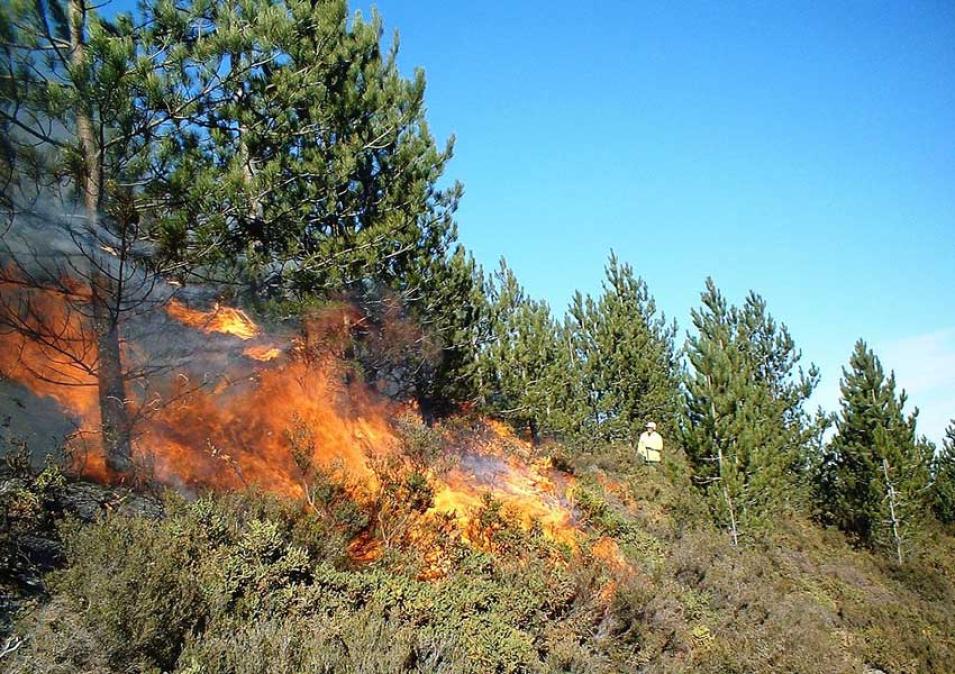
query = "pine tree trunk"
xmin=708 ymin=375 xmax=740 ymax=546
xmin=718 ymin=445 xmax=740 ymax=546
xmin=69 ymin=0 xmax=131 ymax=472
xmin=68 ymin=0 xmax=101 ymax=221
xmin=233 ymin=51 xmax=263 ymax=227
xmin=92 ymin=271 xmax=131 ymax=472
xmin=882 ymin=457 xmax=904 ymax=565
xmin=418 ymin=394 xmax=436 ymax=427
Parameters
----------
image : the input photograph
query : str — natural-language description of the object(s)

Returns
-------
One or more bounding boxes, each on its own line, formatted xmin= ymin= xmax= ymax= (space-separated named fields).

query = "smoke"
xmin=2 ymin=206 xmax=154 ymax=292
xmin=0 ymin=208 xmax=292 ymax=468
xmin=1 ymin=213 xmax=580 ymax=566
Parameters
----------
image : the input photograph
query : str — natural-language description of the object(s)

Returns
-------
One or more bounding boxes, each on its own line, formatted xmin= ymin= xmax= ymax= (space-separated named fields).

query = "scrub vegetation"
xmin=1 ymin=1 xmax=954 ymax=672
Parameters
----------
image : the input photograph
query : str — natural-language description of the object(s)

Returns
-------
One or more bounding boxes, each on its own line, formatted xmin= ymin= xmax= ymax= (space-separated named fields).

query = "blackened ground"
xmin=0 ymin=468 xmax=161 ymax=635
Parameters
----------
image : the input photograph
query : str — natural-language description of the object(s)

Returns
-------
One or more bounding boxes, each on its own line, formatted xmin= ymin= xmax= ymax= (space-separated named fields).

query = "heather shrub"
xmin=176 ymin=607 xmax=420 ymax=674
xmin=199 ymin=518 xmax=313 ymax=622
xmin=33 ymin=514 xmax=204 ymax=672
xmin=393 ymin=411 xmax=445 ymax=470
xmin=5 ymin=599 xmax=111 ymax=674
xmin=1 ymin=448 xmax=67 ymax=592
xmin=5 ymin=445 xmax=955 ymax=674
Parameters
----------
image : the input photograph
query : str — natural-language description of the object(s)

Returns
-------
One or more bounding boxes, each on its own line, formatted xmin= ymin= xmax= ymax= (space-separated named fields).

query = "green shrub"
xmin=43 ymin=514 xmax=204 ymax=672
xmin=177 ymin=607 xmax=420 ymax=674
xmin=393 ymin=413 xmax=445 ymax=470
xmin=6 ymin=444 xmax=955 ymax=674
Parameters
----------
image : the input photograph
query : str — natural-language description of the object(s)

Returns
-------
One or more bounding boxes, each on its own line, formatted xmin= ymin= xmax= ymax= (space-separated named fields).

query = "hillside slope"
xmin=3 ymin=435 xmax=953 ymax=674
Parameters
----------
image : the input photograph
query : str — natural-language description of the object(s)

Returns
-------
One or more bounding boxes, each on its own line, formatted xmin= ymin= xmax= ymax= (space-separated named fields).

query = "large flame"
xmin=135 ymin=356 xmax=397 ymax=497
xmin=0 ymin=286 xmax=580 ymax=566
xmin=0 ymin=278 xmax=100 ymax=429
xmin=429 ymin=426 xmax=577 ymax=548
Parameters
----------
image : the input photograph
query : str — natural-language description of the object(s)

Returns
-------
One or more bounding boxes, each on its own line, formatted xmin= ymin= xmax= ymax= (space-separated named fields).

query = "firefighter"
xmin=637 ymin=421 xmax=663 ymax=464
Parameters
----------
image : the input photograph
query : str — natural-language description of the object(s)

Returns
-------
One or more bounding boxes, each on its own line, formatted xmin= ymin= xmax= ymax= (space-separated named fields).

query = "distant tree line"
xmin=2 ymin=0 xmax=953 ymax=562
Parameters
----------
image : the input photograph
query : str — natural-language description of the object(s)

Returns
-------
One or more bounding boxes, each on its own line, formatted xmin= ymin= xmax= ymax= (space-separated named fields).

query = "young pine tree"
xmin=404 ymin=247 xmax=489 ymax=416
xmin=564 ymin=253 xmax=679 ymax=444
xmin=682 ymin=279 xmax=818 ymax=544
xmin=819 ymin=341 xmax=931 ymax=563
xmin=931 ymin=419 xmax=955 ymax=525
xmin=477 ymin=260 xmax=564 ymax=441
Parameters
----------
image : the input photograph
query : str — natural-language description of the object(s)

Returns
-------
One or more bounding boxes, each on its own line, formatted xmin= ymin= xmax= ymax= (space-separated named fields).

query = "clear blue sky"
xmin=109 ymin=1 xmax=955 ymax=442
xmin=352 ymin=0 xmax=954 ymax=443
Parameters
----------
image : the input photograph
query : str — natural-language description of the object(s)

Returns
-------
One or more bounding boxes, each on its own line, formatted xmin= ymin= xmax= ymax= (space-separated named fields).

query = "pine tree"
xmin=682 ymin=279 xmax=818 ymax=544
xmin=135 ymin=0 xmax=480 ymax=408
xmin=139 ymin=0 xmax=460 ymax=305
xmin=563 ymin=253 xmax=679 ymax=444
xmin=0 ymin=0 xmax=168 ymax=470
xmin=931 ymin=419 xmax=955 ymax=525
xmin=405 ymin=246 xmax=488 ymax=417
xmin=819 ymin=341 xmax=931 ymax=563
xmin=477 ymin=260 xmax=564 ymax=441
xmin=2 ymin=0 xmax=487 ymax=427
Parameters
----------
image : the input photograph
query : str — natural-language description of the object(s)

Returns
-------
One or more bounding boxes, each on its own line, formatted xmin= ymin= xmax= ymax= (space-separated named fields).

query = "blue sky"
xmin=350 ymin=1 xmax=954 ymax=443
xmin=107 ymin=1 xmax=954 ymax=442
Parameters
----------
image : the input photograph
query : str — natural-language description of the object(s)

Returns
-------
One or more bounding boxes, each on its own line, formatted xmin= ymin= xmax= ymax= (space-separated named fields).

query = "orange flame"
xmin=1 ymin=289 xmax=581 ymax=566
xmin=242 ymin=345 xmax=282 ymax=361
xmin=166 ymin=299 xmax=260 ymax=340
xmin=590 ymin=535 xmax=642 ymax=604
xmin=426 ymin=420 xmax=578 ymax=549
xmin=0 ymin=277 xmax=100 ymax=430
xmin=431 ymin=457 xmax=577 ymax=548
xmin=133 ymin=355 xmax=396 ymax=497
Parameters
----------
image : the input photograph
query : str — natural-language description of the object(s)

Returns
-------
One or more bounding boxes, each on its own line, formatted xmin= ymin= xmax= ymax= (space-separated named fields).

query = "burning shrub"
xmin=393 ymin=412 xmax=444 ymax=471
xmin=462 ymin=494 xmax=531 ymax=556
xmin=406 ymin=471 xmax=436 ymax=513
xmin=545 ymin=443 xmax=576 ymax=475
xmin=575 ymin=481 xmax=664 ymax=570
xmin=285 ymin=418 xmax=370 ymax=540
xmin=362 ymin=455 xmax=436 ymax=561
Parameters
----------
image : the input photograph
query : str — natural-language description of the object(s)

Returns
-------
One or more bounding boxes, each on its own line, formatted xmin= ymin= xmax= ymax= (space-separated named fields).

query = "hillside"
xmin=2 ymin=0 xmax=954 ymax=672
xmin=3 ymin=426 xmax=954 ymax=674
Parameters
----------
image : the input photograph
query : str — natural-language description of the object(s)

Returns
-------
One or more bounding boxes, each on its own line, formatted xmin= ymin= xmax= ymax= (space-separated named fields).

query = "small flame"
xmin=591 ymin=536 xmax=630 ymax=574
xmin=166 ymin=299 xmax=260 ymax=340
xmin=243 ymin=345 xmax=282 ymax=361
xmin=590 ymin=535 xmax=638 ymax=603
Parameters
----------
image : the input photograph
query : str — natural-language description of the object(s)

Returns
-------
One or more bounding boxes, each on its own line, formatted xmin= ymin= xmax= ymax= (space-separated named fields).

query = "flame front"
xmin=429 ymin=433 xmax=577 ymax=548
xmin=1 ymin=289 xmax=580 ymax=567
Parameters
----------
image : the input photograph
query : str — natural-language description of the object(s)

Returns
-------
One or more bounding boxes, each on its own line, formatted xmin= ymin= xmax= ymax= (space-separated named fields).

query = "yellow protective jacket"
xmin=637 ymin=431 xmax=663 ymax=463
